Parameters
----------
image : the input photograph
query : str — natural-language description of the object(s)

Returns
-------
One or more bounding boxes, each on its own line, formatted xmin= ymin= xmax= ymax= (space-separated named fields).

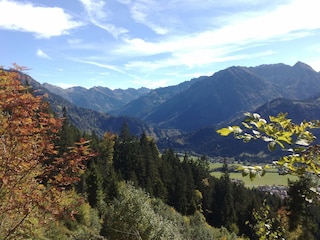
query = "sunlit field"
xmin=209 ymin=163 xmax=299 ymax=187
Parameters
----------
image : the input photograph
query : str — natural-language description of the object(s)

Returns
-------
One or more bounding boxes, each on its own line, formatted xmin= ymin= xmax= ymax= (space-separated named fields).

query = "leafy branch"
xmin=217 ymin=112 xmax=320 ymax=179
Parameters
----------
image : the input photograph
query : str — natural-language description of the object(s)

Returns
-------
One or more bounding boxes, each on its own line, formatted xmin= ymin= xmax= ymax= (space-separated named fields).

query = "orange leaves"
xmin=0 ymin=69 xmax=94 ymax=238
xmin=42 ymin=138 xmax=96 ymax=188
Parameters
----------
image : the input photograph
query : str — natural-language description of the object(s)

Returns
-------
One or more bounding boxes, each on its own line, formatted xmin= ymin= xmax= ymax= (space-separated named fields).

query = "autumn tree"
xmin=0 ymin=68 xmax=94 ymax=238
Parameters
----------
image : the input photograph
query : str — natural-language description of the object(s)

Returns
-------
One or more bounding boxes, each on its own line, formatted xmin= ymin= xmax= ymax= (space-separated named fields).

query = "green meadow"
xmin=209 ymin=162 xmax=299 ymax=187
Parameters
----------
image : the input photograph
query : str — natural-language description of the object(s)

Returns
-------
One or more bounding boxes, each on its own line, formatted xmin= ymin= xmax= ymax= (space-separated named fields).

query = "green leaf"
xmin=216 ymin=126 xmax=242 ymax=136
xmin=249 ymin=170 xmax=256 ymax=181
xmin=277 ymin=132 xmax=293 ymax=144
xmin=275 ymin=140 xmax=285 ymax=149
xmin=267 ymin=141 xmax=276 ymax=151
xmin=216 ymin=127 xmax=233 ymax=136
xmin=237 ymin=166 xmax=245 ymax=171
xmin=242 ymin=122 xmax=252 ymax=129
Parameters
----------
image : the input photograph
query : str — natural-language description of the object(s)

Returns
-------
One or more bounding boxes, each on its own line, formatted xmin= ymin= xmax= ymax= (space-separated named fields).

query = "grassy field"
xmin=209 ymin=163 xmax=298 ymax=187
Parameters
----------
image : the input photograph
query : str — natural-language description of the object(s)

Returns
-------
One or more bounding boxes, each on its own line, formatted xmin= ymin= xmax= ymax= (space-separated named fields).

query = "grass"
xmin=209 ymin=163 xmax=299 ymax=187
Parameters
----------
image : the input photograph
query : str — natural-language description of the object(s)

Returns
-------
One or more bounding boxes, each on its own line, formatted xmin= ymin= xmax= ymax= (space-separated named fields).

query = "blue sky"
xmin=1 ymin=0 xmax=320 ymax=89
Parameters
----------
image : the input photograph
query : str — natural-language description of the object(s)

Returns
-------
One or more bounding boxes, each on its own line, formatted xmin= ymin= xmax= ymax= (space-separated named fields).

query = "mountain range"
xmin=42 ymin=83 xmax=150 ymax=113
xmin=17 ymin=61 xmax=320 ymax=161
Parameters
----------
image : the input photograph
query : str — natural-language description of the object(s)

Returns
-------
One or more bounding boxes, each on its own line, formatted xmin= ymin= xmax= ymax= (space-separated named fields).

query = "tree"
xmin=113 ymin=123 xmax=140 ymax=182
xmin=217 ymin=112 xmax=320 ymax=178
xmin=81 ymin=132 xmax=118 ymax=214
xmin=287 ymin=177 xmax=318 ymax=239
xmin=101 ymin=182 xmax=234 ymax=240
xmin=247 ymin=200 xmax=286 ymax=240
xmin=101 ymin=182 xmax=183 ymax=240
xmin=217 ymin=112 xmax=320 ymax=238
xmin=0 ymin=68 xmax=94 ymax=238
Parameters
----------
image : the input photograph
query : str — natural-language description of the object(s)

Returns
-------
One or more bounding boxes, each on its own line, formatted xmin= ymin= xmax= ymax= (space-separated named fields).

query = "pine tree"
xmin=287 ymin=177 xmax=318 ymax=239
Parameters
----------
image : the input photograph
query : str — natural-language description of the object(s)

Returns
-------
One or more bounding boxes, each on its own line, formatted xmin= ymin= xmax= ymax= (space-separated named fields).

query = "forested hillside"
xmin=3 ymin=67 xmax=320 ymax=239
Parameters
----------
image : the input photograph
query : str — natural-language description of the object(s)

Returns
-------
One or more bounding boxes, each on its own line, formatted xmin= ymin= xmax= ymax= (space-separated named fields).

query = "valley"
xmin=26 ymin=61 xmax=320 ymax=163
xmin=4 ymin=62 xmax=320 ymax=239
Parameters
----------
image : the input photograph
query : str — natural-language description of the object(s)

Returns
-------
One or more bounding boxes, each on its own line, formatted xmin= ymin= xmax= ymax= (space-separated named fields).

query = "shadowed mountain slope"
xmin=111 ymin=76 xmax=206 ymax=118
xmin=121 ymin=62 xmax=320 ymax=132
xmin=18 ymin=72 xmax=155 ymax=137
xmin=160 ymin=97 xmax=320 ymax=160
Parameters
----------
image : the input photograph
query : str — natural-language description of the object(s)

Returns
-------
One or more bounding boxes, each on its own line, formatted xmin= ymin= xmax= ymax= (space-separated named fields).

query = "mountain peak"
xmin=293 ymin=61 xmax=314 ymax=71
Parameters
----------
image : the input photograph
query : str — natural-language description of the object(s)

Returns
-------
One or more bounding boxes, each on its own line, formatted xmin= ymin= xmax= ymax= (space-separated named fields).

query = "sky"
xmin=1 ymin=0 xmax=320 ymax=89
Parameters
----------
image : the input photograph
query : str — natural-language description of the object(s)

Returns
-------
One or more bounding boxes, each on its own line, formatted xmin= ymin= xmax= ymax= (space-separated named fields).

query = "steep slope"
xmin=43 ymin=83 xmax=150 ymax=113
xmin=18 ymin=72 xmax=155 ymax=137
xmin=112 ymin=76 xmax=206 ymax=118
xmin=279 ymin=62 xmax=320 ymax=99
xmin=248 ymin=61 xmax=320 ymax=99
xmin=144 ymin=66 xmax=281 ymax=131
xmin=42 ymin=62 xmax=320 ymax=135
xmin=255 ymin=97 xmax=320 ymax=123
xmin=127 ymin=62 xmax=320 ymax=132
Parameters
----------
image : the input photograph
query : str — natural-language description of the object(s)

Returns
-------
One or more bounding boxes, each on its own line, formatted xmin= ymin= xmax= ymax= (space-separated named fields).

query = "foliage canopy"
xmin=217 ymin=112 xmax=320 ymax=179
xmin=0 ymin=68 xmax=94 ymax=238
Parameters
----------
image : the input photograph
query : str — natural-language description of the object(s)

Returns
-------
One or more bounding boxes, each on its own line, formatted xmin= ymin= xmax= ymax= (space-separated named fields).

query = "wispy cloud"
xmin=0 ymin=0 xmax=83 ymax=38
xmin=113 ymin=0 xmax=320 ymax=71
xmin=36 ymin=49 xmax=51 ymax=59
xmin=79 ymin=0 xmax=128 ymax=38
xmin=73 ymin=58 xmax=126 ymax=74
xmin=2 ymin=0 xmax=319 ymax=89
xmin=128 ymin=0 xmax=169 ymax=35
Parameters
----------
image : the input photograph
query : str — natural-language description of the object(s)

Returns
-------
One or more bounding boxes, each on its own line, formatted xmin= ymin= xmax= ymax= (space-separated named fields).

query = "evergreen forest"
xmin=2 ymin=68 xmax=320 ymax=239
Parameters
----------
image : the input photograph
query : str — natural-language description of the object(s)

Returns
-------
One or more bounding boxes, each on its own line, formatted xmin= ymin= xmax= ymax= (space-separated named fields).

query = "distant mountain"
xmin=111 ymin=76 xmax=206 ymax=118
xmin=17 ymin=72 xmax=155 ymax=137
xmin=117 ymin=62 xmax=320 ymax=132
xmin=15 ymin=61 xmax=320 ymax=160
xmin=248 ymin=61 xmax=320 ymax=99
xmin=159 ymin=97 xmax=320 ymax=161
xmin=43 ymin=62 xmax=320 ymax=134
xmin=143 ymin=67 xmax=280 ymax=131
xmin=43 ymin=83 xmax=150 ymax=113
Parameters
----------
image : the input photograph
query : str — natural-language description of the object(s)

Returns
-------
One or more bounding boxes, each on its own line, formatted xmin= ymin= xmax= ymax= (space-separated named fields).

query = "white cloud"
xmin=79 ymin=0 xmax=128 ymax=38
xmin=36 ymin=49 xmax=51 ymax=59
xmin=0 ymin=0 xmax=83 ymax=38
xmin=113 ymin=0 xmax=320 ymax=70
xmin=73 ymin=58 xmax=126 ymax=74
xmin=129 ymin=0 xmax=169 ymax=35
